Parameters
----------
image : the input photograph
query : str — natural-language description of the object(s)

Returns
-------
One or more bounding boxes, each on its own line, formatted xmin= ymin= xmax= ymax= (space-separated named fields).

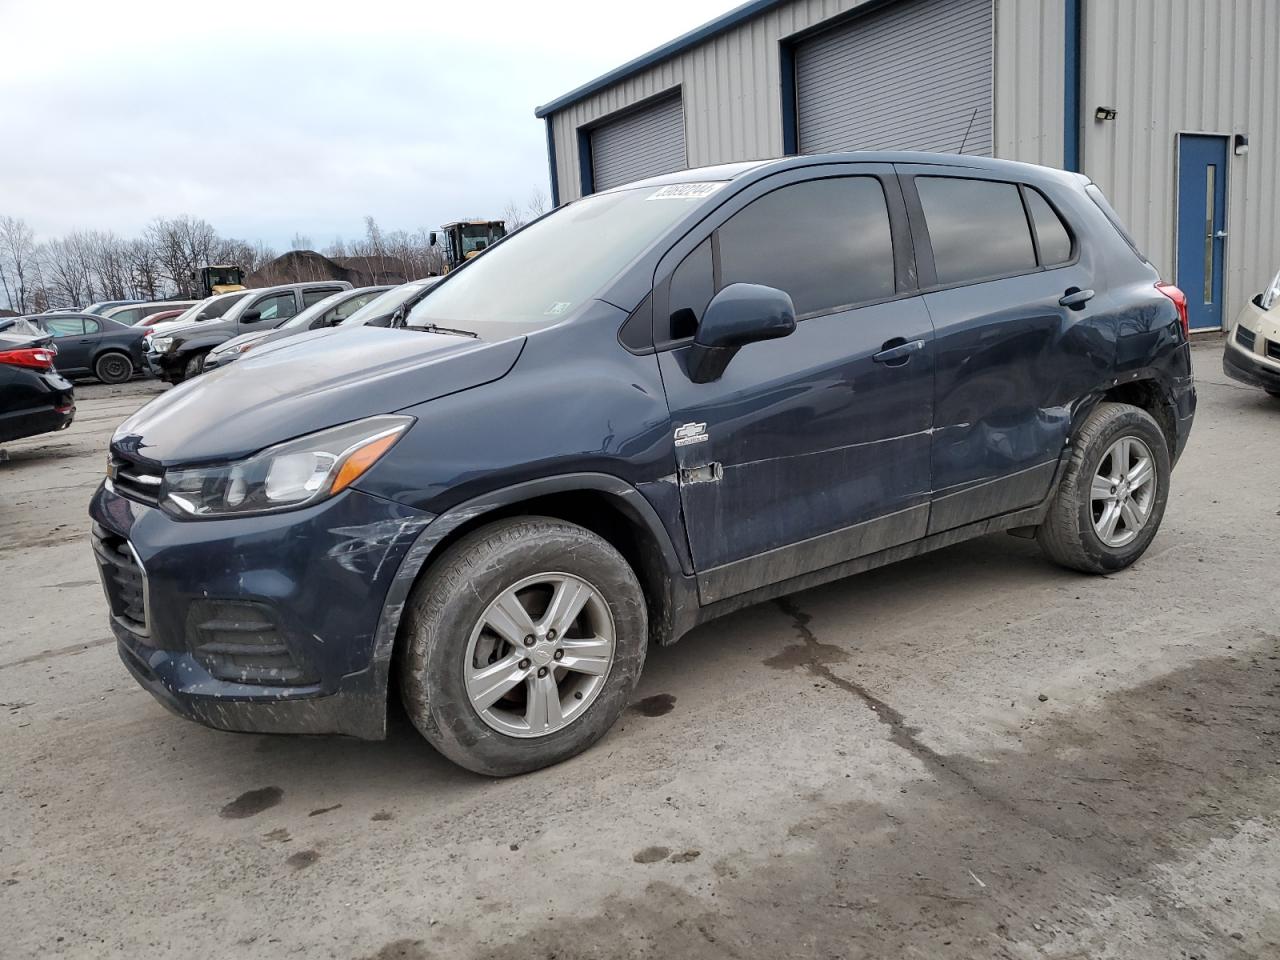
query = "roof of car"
xmin=600 ymin=151 xmax=1086 ymax=196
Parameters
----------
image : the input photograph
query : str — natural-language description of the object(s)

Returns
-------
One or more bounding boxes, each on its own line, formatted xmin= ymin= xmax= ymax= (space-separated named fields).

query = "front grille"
xmin=187 ymin=600 xmax=317 ymax=686
xmin=1236 ymin=325 xmax=1257 ymax=351
xmin=108 ymin=455 xmax=163 ymax=507
xmin=92 ymin=524 xmax=149 ymax=637
xmin=1267 ymin=339 xmax=1280 ymax=362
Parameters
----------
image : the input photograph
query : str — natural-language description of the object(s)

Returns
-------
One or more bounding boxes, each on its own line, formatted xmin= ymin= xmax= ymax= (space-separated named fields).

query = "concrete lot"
xmin=2 ymin=342 xmax=1278 ymax=959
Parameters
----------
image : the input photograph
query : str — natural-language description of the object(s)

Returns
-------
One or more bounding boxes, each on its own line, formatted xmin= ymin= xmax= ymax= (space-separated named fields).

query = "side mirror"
xmin=687 ymin=283 xmax=796 ymax=383
xmin=241 ymin=309 xmax=262 ymax=324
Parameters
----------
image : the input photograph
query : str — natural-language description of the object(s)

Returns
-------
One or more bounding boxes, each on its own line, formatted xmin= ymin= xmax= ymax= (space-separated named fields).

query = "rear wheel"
xmin=399 ymin=516 xmax=647 ymax=776
xmin=1037 ymin=402 xmax=1170 ymax=574
xmin=93 ymin=351 xmax=133 ymax=384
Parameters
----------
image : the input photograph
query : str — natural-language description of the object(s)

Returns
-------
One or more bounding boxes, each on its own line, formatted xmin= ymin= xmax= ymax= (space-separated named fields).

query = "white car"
xmin=1223 ymin=268 xmax=1280 ymax=397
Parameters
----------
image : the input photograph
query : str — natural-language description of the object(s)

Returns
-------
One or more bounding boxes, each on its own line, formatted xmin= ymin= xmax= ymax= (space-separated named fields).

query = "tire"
xmin=1037 ymin=402 xmax=1171 ymax=574
xmin=182 ymin=351 xmax=207 ymax=380
xmin=399 ymin=516 xmax=648 ymax=776
xmin=93 ymin=351 xmax=133 ymax=385
xmin=1265 ymin=389 xmax=1280 ymax=399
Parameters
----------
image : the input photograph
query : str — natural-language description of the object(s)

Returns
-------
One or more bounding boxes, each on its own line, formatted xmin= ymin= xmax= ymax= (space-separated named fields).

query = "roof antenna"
xmin=957 ymin=108 xmax=978 ymax=154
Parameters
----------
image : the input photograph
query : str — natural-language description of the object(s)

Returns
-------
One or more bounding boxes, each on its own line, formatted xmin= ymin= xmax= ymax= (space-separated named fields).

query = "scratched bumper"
xmin=89 ymin=482 xmax=434 ymax=739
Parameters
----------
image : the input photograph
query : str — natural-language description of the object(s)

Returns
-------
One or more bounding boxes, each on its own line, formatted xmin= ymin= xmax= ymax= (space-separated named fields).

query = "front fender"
xmin=367 ymin=472 xmax=695 ymax=689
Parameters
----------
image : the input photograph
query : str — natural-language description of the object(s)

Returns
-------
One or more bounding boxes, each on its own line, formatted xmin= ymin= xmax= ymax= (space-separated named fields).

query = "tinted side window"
xmin=718 ymin=177 xmax=895 ymax=317
xmin=46 ymin=317 xmax=84 ymax=337
xmin=254 ymin=293 xmax=297 ymax=322
xmin=667 ymin=238 xmax=714 ymax=342
xmin=1024 ymin=188 xmax=1073 ymax=265
xmin=916 ymin=177 xmax=1036 ymax=285
xmin=303 ymin=287 xmax=340 ymax=307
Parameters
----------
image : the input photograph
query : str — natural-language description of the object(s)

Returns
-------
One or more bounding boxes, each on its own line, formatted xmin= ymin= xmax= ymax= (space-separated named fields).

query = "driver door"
xmin=653 ymin=166 xmax=935 ymax=603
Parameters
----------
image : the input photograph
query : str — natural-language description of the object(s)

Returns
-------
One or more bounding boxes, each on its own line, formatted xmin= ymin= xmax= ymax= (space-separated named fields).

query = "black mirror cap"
xmin=242 ymin=309 xmax=262 ymax=323
xmin=688 ymin=283 xmax=796 ymax=383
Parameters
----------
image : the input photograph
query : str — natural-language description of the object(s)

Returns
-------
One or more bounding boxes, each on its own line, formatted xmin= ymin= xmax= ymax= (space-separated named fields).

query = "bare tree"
xmin=0 ymin=215 xmax=37 ymax=312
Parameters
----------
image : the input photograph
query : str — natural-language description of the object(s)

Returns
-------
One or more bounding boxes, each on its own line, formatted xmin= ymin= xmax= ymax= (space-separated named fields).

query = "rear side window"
xmin=82 ymin=318 xmax=101 ymax=333
xmin=1024 ymin=189 xmax=1073 ymax=265
xmin=46 ymin=317 xmax=85 ymax=337
xmin=303 ymin=287 xmax=339 ymax=307
xmin=718 ymin=177 xmax=895 ymax=317
xmin=916 ymin=177 xmax=1036 ymax=285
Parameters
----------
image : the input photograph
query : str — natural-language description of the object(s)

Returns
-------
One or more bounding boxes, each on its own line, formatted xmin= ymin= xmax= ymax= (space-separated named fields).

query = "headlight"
xmin=151 ymin=336 xmax=174 ymax=353
xmin=160 ymin=415 xmax=413 ymax=518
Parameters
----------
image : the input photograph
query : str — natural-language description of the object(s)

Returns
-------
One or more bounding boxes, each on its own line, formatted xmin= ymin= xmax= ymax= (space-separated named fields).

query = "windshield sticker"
xmin=544 ymin=301 xmax=572 ymax=316
xmin=646 ymin=182 xmax=724 ymax=201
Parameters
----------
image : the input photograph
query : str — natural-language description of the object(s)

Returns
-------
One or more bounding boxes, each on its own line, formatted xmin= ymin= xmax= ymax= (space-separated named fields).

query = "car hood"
xmin=113 ymin=327 xmax=525 ymax=465
xmin=145 ymin=318 xmax=203 ymax=339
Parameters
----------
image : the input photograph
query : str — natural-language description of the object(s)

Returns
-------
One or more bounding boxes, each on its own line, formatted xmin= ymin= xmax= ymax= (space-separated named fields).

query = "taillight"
xmin=1156 ymin=282 xmax=1189 ymax=339
xmin=0 ymin=347 xmax=56 ymax=371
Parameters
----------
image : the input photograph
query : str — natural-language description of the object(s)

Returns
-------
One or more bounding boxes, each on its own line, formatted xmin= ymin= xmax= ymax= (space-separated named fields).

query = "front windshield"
xmin=343 ymin=281 xmax=435 ymax=327
xmin=407 ymin=184 xmax=721 ymax=331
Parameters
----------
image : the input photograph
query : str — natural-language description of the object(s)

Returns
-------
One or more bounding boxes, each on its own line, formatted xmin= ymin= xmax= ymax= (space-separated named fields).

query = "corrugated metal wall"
xmin=993 ymin=0 xmax=1064 ymax=166
xmin=1081 ymin=0 xmax=1279 ymax=326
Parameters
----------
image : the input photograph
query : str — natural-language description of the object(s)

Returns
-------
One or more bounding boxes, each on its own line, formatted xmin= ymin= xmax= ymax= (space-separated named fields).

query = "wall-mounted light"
xmin=1094 ymin=106 xmax=1118 ymax=121
xmin=1234 ymin=133 xmax=1249 ymax=156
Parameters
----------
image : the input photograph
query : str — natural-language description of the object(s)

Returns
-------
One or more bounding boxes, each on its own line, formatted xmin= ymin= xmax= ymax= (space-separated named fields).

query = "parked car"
xmin=26 ymin=313 xmax=147 ymax=384
xmin=340 ymin=277 xmax=441 ymax=328
xmin=0 ymin=318 xmax=74 ymax=444
xmin=143 ymin=291 xmax=252 ymax=341
xmin=203 ymin=285 xmax=392 ymax=371
xmin=136 ymin=309 xmax=186 ymax=328
xmin=146 ymin=281 xmax=352 ymax=383
xmin=93 ymin=152 xmax=1195 ymax=776
xmin=104 ymin=300 xmax=199 ymax=326
xmin=1223 ymin=267 xmax=1280 ymax=397
xmin=83 ymin=299 xmax=142 ymax=317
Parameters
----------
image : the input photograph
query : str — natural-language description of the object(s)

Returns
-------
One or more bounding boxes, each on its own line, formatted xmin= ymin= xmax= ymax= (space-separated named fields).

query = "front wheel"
xmin=1037 ymin=402 xmax=1171 ymax=573
xmin=182 ymin=351 xmax=207 ymax=381
xmin=399 ymin=516 xmax=647 ymax=776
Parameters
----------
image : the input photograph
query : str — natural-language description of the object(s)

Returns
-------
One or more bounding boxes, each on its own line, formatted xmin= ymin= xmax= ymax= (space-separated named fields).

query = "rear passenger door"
xmin=899 ymin=166 xmax=1100 ymax=533
xmin=43 ymin=317 xmax=91 ymax=372
xmin=654 ymin=165 xmax=935 ymax=603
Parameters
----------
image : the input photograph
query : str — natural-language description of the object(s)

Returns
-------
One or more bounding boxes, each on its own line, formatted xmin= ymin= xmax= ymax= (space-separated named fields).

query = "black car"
xmin=0 ymin=319 xmax=75 ymax=444
xmin=93 ymin=152 xmax=1195 ymax=776
xmin=28 ymin=313 xmax=147 ymax=384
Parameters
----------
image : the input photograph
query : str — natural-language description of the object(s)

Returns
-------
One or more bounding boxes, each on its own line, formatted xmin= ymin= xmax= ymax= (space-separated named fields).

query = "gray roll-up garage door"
xmin=796 ymin=0 xmax=993 ymax=156
xmin=589 ymin=92 xmax=686 ymax=192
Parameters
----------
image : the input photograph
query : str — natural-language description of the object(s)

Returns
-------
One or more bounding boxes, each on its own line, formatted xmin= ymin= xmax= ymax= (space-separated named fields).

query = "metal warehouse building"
xmin=535 ymin=0 xmax=1279 ymax=331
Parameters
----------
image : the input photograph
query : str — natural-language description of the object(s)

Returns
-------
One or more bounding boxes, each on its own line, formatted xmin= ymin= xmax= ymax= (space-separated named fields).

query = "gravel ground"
xmin=2 ymin=343 xmax=1278 ymax=959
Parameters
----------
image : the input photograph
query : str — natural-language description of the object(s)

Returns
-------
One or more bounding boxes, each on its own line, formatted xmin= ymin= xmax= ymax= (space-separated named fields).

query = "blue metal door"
xmin=1176 ymin=134 xmax=1229 ymax=330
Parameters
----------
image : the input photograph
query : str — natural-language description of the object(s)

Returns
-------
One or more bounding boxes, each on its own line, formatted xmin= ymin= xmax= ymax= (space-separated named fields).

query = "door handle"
xmin=1059 ymin=287 xmax=1095 ymax=310
xmin=872 ymin=338 xmax=925 ymax=365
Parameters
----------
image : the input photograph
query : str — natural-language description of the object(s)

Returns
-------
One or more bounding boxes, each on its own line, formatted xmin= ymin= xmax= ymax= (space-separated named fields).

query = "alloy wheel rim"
xmin=1090 ymin=435 xmax=1156 ymax=548
xmin=464 ymin=572 xmax=615 ymax=738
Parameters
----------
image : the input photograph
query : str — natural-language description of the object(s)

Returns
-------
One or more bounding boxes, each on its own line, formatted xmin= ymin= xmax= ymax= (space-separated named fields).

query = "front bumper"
xmin=1223 ymin=306 xmax=1280 ymax=392
xmin=90 ymin=481 xmax=433 ymax=738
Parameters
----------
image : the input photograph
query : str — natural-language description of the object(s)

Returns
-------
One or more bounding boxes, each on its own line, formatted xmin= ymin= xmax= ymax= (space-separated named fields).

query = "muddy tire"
xmin=1037 ymin=402 xmax=1171 ymax=574
xmin=182 ymin=351 xmax=207 ymax=380
xmin=93 ymin=351 xmax=133 ymax=384
xmin=399 ymin=516 xmax=647 ymax=776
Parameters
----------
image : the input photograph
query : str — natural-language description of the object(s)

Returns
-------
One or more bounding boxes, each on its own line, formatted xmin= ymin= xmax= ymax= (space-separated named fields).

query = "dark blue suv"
xmin=91 ymin=153 xmax=1195 ymax=775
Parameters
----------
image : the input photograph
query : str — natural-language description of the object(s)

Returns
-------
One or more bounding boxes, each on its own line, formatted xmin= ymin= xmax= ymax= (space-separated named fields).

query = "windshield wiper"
xmin=407 ymin=323 xmax=478 ymax=339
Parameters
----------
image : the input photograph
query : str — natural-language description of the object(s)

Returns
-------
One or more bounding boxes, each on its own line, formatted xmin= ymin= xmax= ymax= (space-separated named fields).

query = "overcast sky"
xmin=0 ymin=0 xmax=732 ymax=248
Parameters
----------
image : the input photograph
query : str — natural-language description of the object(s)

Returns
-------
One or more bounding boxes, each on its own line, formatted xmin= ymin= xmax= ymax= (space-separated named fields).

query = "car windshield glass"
xmin=406 ymin=185 xmax=717 ymax=331
xmin=278 ymin=292 xmax=349 ymax=330
xmin=343 ymin=282 xmax=434 ymax=327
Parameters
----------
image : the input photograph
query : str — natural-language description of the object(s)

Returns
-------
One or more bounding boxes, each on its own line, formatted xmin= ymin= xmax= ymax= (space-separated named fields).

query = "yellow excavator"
xmin=193 ymin=265 xmax=246 ymax=298
xmin=431 ymin=220 xmax=507 ymax=273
